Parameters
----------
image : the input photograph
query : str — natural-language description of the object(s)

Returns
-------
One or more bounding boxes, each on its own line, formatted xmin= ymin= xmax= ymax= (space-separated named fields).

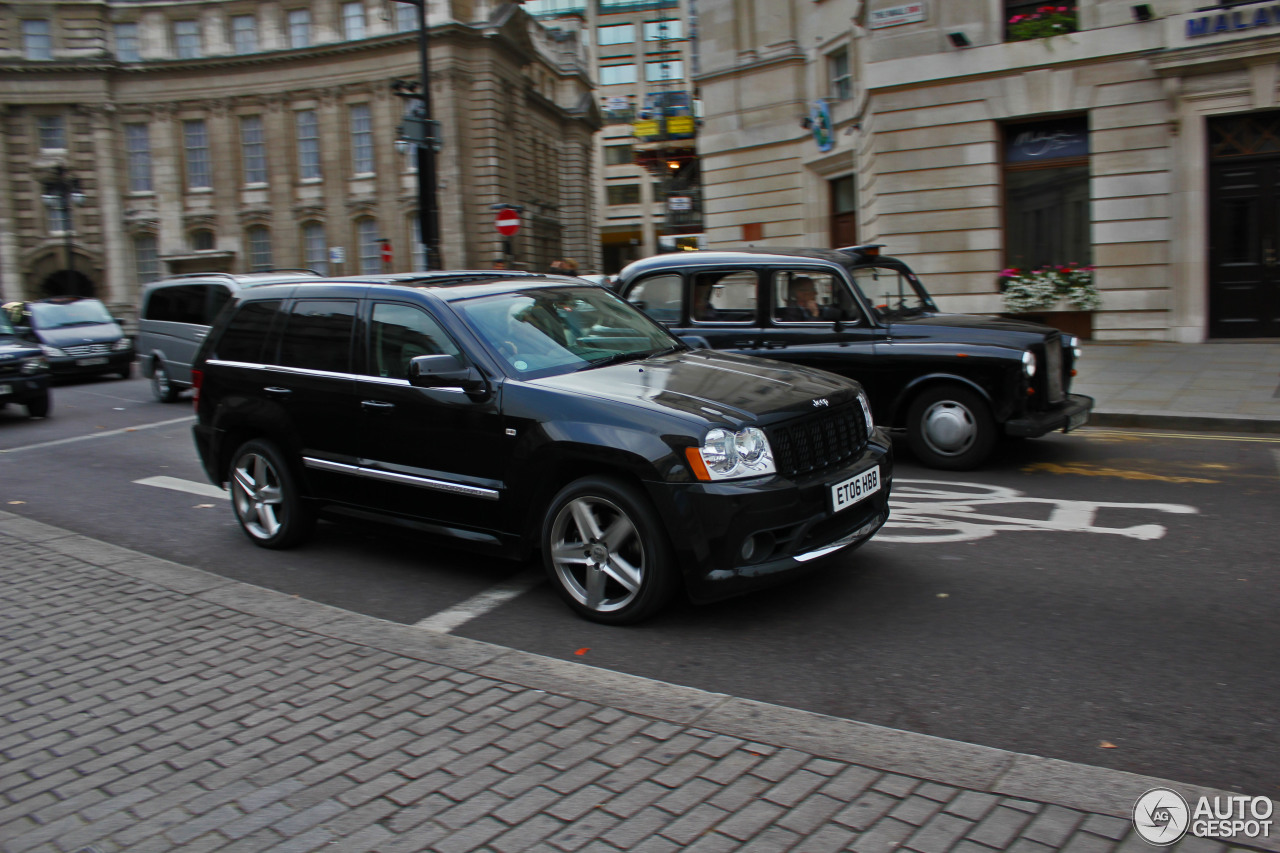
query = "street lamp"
xmin=390 ymin=0 xmax=442 ymax=270
xmin=40 ymin=164 xmax=86 ymax=293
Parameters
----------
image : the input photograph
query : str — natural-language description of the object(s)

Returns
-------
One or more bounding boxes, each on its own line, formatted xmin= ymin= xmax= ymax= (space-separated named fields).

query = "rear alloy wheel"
xmin=543 ymin=476 xmax=675 ymax=624
xmin=907 ymin=384 xmax=995 ymax=470
xmin=151 ymin=360 xmax=179 ymax=402
xmin=229 ymin=439 xmax=314 ymax=549
xmin=25 ymin=393 xmax=50 ymax=418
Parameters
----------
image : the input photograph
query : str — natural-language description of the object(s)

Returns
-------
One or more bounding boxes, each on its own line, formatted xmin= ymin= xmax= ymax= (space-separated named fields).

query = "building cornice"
xmin=694 ymin=48 xmax=804 ymax=86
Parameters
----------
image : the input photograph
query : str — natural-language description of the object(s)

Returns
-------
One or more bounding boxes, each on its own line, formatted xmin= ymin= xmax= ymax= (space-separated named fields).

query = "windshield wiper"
xmin=583 ymin=344 xmax=683 ymax=370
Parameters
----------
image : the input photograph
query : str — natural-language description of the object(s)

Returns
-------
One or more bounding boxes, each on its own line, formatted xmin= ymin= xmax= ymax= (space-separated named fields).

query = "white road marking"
xmin=133 ymin=475 xmax=227 ymax=500
xmin=413 ymin=576 xmax=544 ymax=634
xmin=0 ymin=416 xmax=195 ymax=454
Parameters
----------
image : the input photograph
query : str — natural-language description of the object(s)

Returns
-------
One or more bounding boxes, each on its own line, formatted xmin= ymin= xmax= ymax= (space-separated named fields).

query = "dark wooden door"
xmin=1208 ymin=114 xmax=1280 ymax=338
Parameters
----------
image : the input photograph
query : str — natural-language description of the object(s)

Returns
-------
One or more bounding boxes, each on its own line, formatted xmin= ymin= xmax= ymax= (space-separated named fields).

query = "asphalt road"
xmin=2 ymin=374 xmax=1277 ymax=797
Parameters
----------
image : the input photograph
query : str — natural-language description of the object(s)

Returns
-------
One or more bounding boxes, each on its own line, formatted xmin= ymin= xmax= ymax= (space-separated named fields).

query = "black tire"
xmin=116 ymin=362 xmax=133 ymax=380
xmin=906 ymin=384 xmax=996 ymax=470
xmin=151 ymin=360 xmax=180 ymax=402
xmin=26 ymin=393 xmax=50 ymax=419
xmin=542 ymin=476 xmax=677 ymax=625
xmin=228 ymin=438 xmax=315 ymax=549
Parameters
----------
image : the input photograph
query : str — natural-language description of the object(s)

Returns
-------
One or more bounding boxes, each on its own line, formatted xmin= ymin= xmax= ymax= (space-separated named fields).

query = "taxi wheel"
xmin=542 ymin=476 xmax=676 ymax=625
xmin=907 ymin=385 xmax=995 ymax=470
xmin=229 ymin=439 xmax=315 ymax=549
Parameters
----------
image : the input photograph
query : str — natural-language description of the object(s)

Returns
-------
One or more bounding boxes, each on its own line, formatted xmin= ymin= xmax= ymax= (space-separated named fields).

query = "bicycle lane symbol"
xmin=878 ymin=479 xmax=1199 ymax=544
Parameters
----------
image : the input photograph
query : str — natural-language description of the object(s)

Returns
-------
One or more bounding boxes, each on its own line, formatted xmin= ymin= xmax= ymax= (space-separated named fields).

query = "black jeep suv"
xmin=616 ymin=246 xmax=1094 ymax=470
xmin=192 ymin=276 xmax=892 ymax=623
xmin=0 ymin=312 xmax=51 ymax=417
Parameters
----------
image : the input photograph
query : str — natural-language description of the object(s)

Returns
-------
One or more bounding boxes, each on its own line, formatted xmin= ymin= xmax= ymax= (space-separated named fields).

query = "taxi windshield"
xmin=455 ymin=286 xmax=682 ymax=379
xmin=848 ymin=265 xmax=938 ymax=320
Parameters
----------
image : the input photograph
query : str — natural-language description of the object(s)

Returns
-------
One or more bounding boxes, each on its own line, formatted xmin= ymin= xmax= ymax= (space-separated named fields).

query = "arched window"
xmin=303 ymin=222 xmax=328 ymax=274
xmin=357 ymin=218 xmax=380 ymax=274
xmin=247 ymin=226 xmax=272 ymax=271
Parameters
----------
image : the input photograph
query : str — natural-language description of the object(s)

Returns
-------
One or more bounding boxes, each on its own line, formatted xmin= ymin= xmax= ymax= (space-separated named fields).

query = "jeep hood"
xmin=532 ymin=349 xmax=858 ymax=426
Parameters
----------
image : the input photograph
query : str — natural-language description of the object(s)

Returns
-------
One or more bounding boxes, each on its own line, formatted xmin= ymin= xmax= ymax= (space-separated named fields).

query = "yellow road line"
xmin=1079 ymin=429 xmax=1280 ymax=443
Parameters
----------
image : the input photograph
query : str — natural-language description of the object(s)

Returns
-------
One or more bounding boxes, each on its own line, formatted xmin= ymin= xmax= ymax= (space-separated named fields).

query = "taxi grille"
xmin=63 ymin=343 xmax=112 ymax=357
xmin=768 ymin=403 xmax=866 ymax=478
xmin=1043 ymin=336 xmax=1065 ymax=403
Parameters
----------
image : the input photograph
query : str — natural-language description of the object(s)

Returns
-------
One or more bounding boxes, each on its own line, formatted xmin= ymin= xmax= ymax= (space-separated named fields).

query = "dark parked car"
xmin=0 ymin=312 xmax=51 ymax=417
xmin=192 ymin=276 xmax=892 ymax=623
xmin=3 ymin=296 xmax=134 ymax=380
xmin=615 ymin=246 xmax=1093 ymax=469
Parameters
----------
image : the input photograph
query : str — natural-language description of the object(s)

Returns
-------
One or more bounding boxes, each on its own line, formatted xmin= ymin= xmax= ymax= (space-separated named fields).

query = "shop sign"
xmin=1186 ymin=5 xmax=1280 ymax=38
xmin=869 ymin=3 xmax=926 ymax=28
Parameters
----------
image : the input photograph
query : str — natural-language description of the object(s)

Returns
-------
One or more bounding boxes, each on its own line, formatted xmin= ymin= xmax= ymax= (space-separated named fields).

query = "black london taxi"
xmin=191 ymin=276 xmax=892 ymax=624
xmin=615 ymin=246 xmax=1093 ymax=470
xmin=0 ymin=311 xmax=51 ymax=417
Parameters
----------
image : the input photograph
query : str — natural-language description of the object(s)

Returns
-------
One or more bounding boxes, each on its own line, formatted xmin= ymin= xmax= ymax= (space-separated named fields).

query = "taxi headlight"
xmin=698 ymin=427 xmax=776 ymax=480
xmin=1022 ymin=350 xmax=1037 ymax=378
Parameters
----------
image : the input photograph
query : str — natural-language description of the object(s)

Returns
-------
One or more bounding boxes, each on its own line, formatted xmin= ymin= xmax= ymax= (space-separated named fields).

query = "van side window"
xmin=144 ymin=284 xmax=207 ymax=324
xmin=277 ymin=299 xmax=356 ymax=374
xmin=213 ymin=300 xmax=282 ymax=363
xmin=205 ymin=285 xmax=233 ymax=323
xmin=625 ymin=274 xmax=682 ymax=323
xmin=367 ymin=302 xmax=460 ymax=380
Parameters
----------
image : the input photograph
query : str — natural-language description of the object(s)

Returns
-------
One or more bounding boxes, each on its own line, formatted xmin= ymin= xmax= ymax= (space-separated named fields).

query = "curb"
xmin=1088 ymin=411 xmax=1280 ymax=434
xmin=3 ymin=510 xmax=1277 ymax=851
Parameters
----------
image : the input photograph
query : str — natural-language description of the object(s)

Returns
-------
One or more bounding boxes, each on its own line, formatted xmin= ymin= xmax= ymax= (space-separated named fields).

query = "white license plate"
xmin=0 ymin=384 xmax=10 ymax=396
xmin=1066 ymin=408 xmax=1089 ymax=432
xmin=831 ymin=465 xmax=881 ymax=513
xmin=77 ymin=357 xmax=108 ymax=366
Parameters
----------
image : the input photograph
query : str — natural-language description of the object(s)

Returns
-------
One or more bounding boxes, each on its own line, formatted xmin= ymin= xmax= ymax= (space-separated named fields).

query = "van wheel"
xmin=229 ymin=439 xmax=314 ymax=549
xmin=26 ymin=393 xmax=50 ymax=419
xmin=542 ymin=476 xmax=676 ymax=624
xmin=151 ymin=360 xmax=179 ymax=402
xmin=907 ymin=385 xmax=995 ymax=470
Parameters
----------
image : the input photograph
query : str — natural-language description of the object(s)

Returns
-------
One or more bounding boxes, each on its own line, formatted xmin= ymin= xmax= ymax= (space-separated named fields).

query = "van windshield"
xmin=29 ymin=299 xmax=115 ymax=329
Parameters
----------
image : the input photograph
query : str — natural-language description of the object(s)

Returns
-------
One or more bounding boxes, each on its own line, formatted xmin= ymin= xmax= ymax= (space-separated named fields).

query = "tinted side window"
xmin=366 ymin=302 xmax=460 ymax=380
xmin=144 ymin=284 xmax=206 ymax=324
xmin=205 ymin=285 xmax=233 ymax=324
xmin=772 ymin=270 xmax=859 ymax=323
xmin=214 ymin=300 xmax=282 ymax=363
xmin=626 ymin=273 xmax=682 ymax=323
xmin=278 ymin=299 xmax=356 ymax=373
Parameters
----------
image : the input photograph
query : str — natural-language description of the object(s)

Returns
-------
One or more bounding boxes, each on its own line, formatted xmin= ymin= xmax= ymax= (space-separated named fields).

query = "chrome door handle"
xmin=361 ymin=400 xmax=395 ymax=411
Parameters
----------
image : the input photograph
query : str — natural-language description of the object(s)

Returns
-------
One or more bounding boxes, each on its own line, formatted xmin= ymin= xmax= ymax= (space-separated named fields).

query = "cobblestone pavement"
xmin=1 ymin=513 xmax=1276 ymax=853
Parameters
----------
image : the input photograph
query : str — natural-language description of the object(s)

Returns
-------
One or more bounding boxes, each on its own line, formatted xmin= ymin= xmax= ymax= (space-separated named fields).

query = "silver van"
xmin=137 ymin=271 xmax=322 ymax=402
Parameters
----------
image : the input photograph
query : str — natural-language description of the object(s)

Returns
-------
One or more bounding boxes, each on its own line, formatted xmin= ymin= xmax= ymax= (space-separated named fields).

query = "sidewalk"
xmin=1075 ymin=340 xmax=1280 ymax=432
xmin=2 ymin=512 xmax=1276 ymax=853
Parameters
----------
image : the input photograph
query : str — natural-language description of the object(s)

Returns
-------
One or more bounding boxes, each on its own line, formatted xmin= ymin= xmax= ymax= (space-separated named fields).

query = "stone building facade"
xmin=695 ymin=0 xmax=1280 ymax=342
xmin=0 ymin=0 xmax=600 ymax=317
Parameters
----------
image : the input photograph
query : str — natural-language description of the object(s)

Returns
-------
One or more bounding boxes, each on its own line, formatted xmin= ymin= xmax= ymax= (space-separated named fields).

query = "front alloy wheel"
xmin=229 ymin=439 xmax=314 ymax=549
xmin=543 ymin=476 xmax=674 ymax=624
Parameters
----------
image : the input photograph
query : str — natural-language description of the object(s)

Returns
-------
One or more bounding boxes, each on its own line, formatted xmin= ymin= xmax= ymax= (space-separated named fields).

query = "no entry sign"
xmin=495 ymin=208 xmax=521 ymax=236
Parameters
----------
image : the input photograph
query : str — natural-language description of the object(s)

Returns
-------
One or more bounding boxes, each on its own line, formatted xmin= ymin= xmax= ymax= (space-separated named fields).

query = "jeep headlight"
xmin=20 ymin=356 xmax=47 ymax=374
xmin=40 ymin=344 xmax=67 ymax=359
xmin=857 ymin=391 xmax=874 ymax=431
xmin=692 ymin=427 xmax=776 ymax=481
xmin=1022 ymin=350 xmax=1037 ymax=378
xmin=112 ymin=337 xmax=132 ymax=352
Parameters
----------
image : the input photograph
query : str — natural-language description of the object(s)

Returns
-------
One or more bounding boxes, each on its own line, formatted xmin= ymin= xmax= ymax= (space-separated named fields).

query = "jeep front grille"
xmin=768 ymin=403 xmax=866 ymax=478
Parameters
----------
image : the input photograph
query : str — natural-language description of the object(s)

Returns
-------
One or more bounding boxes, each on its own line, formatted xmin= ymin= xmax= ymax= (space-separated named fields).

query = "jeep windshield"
xmin=456 ymin=286 xmax=683 ymax=379
xmin=847 ymin=265 xmax=938 ymax=321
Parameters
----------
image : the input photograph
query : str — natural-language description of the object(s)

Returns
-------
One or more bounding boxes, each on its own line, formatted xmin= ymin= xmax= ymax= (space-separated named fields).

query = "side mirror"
xmin=408 ymin=354 xmax=489 ymax=396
